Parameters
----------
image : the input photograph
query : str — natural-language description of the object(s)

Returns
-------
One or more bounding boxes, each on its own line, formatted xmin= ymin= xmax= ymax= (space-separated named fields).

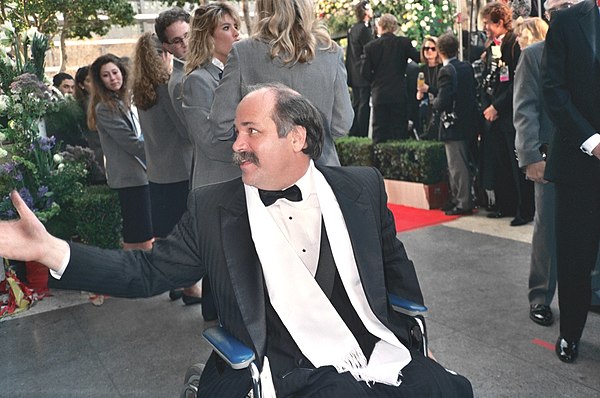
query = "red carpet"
xmin=388 ymin=204 xmax=461 ymax=233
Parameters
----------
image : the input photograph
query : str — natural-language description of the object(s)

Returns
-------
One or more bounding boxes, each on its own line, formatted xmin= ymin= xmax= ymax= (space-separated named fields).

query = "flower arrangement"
xmin=316 ymin=0 xmax=456 ymax=44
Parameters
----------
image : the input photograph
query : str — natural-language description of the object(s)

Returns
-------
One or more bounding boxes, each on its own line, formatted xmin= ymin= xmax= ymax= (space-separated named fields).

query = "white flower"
xmin=57 ymin=163 xmax=65 ymax=171
xmin=405 ymin=3 xmax=412 ymax=10
xmin=0 ymin=131 xmax=5 ymax=141
xmin=0 ymin=95 xmax=8 ymax=113
xmin=26 ymin=27 xmax=39 ymax=42
xmin=1 ymin=21 xmax=15 ymax=34
xmin=424 ymin=16 xmax=430 ymax=22
xmin=420 ymin=20 xmax=427 ymax=27
xmin=53 ymin=154 xmax=64 ymax=164
xmin=0 ymin=147 xmax=7 ymax=158
xmin=442 ymin=5 xmax=449 ymax=11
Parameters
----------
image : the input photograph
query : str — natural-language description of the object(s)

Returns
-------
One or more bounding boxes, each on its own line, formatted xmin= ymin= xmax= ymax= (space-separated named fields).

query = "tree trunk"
xmin=241 ymin=0 xmax=252 ymax=36
xmin=59 ymin=14 xmax=69 ymax=72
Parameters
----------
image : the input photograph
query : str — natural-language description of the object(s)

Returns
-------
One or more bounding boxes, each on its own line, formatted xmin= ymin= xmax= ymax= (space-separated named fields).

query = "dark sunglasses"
xmin=423 ymin=46 xmax=436 ymax=51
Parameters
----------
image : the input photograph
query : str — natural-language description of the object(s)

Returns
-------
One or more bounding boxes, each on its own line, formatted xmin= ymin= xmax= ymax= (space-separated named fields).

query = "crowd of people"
xmin=1 ymin=0 xmax=598 ymax=394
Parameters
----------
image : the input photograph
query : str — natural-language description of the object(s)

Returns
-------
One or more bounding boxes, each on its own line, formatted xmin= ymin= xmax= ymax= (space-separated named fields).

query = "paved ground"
xmin=2 ymin=211 xmax=599 ymax=397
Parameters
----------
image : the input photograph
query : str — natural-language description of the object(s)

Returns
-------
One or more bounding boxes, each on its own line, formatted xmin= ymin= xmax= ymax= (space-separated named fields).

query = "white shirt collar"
xmin=212 ymin=57 xmax=225 ymax=71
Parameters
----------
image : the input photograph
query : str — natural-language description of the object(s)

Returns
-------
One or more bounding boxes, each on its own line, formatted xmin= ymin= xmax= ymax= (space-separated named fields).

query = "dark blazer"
xmin=361 ymin=33 xmax=420 ymax=105
xmin=485 ymin=31 xmax=521 ymax=132
xmin=345 ymin=21 xmax=372 ymax=88
xmin=432 ymin=59 xmax=479 ymax=141
xmin=542 ymin=0 xmax=600 ymax=186
xmin=54 ymin=166 xmax=423 ymax=392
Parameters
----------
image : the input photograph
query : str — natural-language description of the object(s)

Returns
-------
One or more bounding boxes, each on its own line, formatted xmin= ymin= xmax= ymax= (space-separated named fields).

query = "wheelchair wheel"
xmin=180 ymin=363 xmax=205 ymax=398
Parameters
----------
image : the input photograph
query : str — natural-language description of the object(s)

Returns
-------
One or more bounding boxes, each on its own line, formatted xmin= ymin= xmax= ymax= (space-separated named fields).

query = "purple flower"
xmin=1 ymin=161 xmax=15 ymax=174
xmin=38 ymin=136 xmax=56 ymax=152
xmin=13 ymin=171 xmax=23 ymax=181
xmin=18 ymin=187 xmax=34 ymax=209
xmin=4 ymin=209 xmax=15 ymax=218
xmin=37 ymin=185 xmax=49 ymax=197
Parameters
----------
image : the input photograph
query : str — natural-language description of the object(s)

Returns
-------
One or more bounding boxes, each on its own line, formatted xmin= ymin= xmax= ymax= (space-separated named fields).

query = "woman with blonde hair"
xmin=514 ymin=17 xmax=548 ymax=50
xmin=88 ymin=54 xmax=153 ymax=251
xmin=209 ymin=0 xmax=352 ymax=167
xmin=182 ymin=1 xmax=241 ymax=189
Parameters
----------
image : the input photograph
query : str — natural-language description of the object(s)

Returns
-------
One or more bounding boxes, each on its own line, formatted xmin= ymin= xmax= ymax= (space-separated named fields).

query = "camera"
xmin=441 ymin=111 xmax=458 ymax=129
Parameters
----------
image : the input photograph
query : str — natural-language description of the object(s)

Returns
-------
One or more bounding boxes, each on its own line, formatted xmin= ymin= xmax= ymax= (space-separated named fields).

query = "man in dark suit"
xmin=362 ymin=13 xmax=420 ymax=143
xmin=0 ymin=84 xmax=472 ymax=396
xmin=432 ymin=33 xmax=479 ymax=216
xmin=346 ymin=0 xmax=373 ymax=137
xmin=542 ymin=0 xmax=600 ymax=363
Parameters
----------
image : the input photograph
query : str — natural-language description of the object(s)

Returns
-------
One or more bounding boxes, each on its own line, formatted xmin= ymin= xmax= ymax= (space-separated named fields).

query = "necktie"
xmin=259 ymin=185 xmax=302 ymax=206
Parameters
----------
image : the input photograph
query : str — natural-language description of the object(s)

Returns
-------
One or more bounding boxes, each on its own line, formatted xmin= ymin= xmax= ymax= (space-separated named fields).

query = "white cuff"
xmin=49 ymin=248 xmax=71 ymax=280
xmin=580 ymin=133 xmax=600 ymax=156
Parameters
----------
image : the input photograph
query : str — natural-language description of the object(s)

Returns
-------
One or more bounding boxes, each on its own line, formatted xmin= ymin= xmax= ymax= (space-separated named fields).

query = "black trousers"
xmin=198 ymin=351 xmax=473 ymax=397
xmin=555 ymin=182 xmax=600 ymax=342
xmin=372 ymin=102 xmax=408 ymax=144
xmin=350 ymin=86 xmax=371 ymax=137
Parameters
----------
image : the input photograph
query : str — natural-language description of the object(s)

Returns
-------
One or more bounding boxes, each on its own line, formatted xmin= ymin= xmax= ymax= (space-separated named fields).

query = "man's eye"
xmin=249 ymin=128 xmax=259 ymax=135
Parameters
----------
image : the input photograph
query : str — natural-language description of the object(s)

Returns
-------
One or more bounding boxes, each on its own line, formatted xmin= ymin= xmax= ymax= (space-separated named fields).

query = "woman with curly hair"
xmin=132 ymin=32 xmax=192 ymax=239
xmin=182 ymin=2 xmax=241 ymax=189
xmin=209 ymin=0 xmax=352 ymax=166
xmin=88 ymin=54 xmax=152 ymax=251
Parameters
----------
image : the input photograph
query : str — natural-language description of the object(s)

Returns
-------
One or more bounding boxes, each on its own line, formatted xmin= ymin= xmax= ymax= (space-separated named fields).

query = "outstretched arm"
xmin=0 ymin=191 xmax=69 ymax=272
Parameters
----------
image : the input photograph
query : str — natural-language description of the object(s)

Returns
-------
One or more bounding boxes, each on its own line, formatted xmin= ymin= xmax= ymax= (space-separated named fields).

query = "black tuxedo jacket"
xmin=432 ymin=59 xmax=479 ymax=141
xmin=346 ymin=21 xmax=373 ymax=88
xmin=542 ymin=0 xmax=600 ymax=186
xmin=54 ymin=166 xmax=423 ymax=376
xmin=484 ymin=31 xmax=520 ymax=132
xmin=361 ymin=33 xmax=420 ymax=104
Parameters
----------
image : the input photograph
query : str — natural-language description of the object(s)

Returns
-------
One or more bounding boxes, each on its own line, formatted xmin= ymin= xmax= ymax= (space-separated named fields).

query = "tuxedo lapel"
xmin=320 ymin=168 xmax=389 ymax=319
xmin=220 ymin=184 xmax=267 ymax=361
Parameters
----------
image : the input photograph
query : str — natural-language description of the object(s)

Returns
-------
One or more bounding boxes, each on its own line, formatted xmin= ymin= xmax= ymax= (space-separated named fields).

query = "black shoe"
xmin=510 ymin=216 xmax=533 ymax=226
xmin=182 ymin=294 xmax=203 ymax=306
xmin=529 ymin=304 xmax=553 ymax=326
xmin=486 ymin=211 xmax=505 ymax=219
xmin=445 ymin=207 xmax=473 ymax=216
xmin=555 ymin=337 xmax=579 ymax=363
xmin=441 ymin=201 xmax=456 ymax=212
xmin=169 ymin=289 xmax=183 ymax=301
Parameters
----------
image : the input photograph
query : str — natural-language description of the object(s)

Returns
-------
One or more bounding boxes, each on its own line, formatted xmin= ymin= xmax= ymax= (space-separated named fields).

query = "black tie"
xmin=258 ymin=185 xmax=302 ymax=206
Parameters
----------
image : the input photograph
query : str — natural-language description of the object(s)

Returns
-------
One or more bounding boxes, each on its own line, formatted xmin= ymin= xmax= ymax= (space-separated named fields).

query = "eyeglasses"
xmin=423 ymin=46 xmax=436 ymax=52
xmin=166 ymin=32 xmax=189 ymax=46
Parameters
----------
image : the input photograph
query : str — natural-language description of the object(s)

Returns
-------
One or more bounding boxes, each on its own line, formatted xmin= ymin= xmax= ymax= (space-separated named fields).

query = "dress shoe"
xmin=486 ymin=211 xmax=505 ymax=219
xmin=445 ymin=207 xmax=473 ymax=216
xmin=441 ymin=201 xmax=456 ymax=212
xmin=510 ymin=216 xmax=533 ymax=226
xmin=169 ymin=289 xmax=183 ymax=301
xmin=529 ymin=304 xmax=553 ymax=326
xmin=555 ymin=336 xmax=579 ymax=363
xmin=182 ymin=294 xmax=203 ymax=306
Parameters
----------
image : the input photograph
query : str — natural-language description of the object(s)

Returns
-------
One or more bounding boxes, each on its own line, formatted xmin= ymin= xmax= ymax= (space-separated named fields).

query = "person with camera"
xmin=432 ymin=33 xmax=480 ymax=216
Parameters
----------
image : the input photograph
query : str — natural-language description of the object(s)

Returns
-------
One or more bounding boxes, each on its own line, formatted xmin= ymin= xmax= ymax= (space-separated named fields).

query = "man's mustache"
xmin=232 ymin=151 xmax=259 ymax=166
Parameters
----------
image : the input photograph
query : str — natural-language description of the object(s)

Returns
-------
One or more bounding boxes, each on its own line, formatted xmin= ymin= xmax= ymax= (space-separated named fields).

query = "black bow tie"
xmin=258 ymin=185 xmax=302 ymax=206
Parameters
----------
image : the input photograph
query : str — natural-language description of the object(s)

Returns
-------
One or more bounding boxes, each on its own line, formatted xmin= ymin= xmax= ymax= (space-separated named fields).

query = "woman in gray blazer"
xmin=209 ymin=0 xmax=353 ymax=167
xmin=88 ymin=54 xmax=153 ymax=251
xmin=132 ymin=33 xmax=193 ymax=238
xmin=182 ymin=2 xmax=241 ymax=189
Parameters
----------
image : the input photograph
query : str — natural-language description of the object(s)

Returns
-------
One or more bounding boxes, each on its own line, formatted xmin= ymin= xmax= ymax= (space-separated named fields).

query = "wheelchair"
xmin=180 ymin=294 xmax=428 ymax=398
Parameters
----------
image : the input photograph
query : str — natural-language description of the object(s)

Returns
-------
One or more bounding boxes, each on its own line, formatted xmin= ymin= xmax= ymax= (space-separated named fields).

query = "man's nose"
xmin=232 ymin=132 xmax=246 ymax=152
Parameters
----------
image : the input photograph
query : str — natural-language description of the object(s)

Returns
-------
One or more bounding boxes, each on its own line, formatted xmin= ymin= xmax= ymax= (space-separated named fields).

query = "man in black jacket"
xmin=433 ymin=33 xmax=479 ymax=216
xmin=346 ymin=0 xmax=373 ymax=137
xmin=362 ymin=13 xmax=419 ymax=143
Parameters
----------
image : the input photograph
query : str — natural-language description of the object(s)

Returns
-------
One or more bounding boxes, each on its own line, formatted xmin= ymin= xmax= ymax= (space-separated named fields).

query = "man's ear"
xmin=289 ymin=126 xmax=307 ymax=153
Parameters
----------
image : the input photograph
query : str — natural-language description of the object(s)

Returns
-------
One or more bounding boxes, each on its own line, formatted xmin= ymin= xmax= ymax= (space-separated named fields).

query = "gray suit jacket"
xmin=55 ymin=166 xmax=423 ymax=391
xmin=95 ymin=100 xmax=147 ymax=189
xmin=182 ymin=62 xmax=240 ymax=188
xmin=209 ymin=39 xmax=353 ymax=167
xmin=138 ymin=84 xmax=193 ymax=184
xmin=514 ymin=41 xmax=553 ymax=168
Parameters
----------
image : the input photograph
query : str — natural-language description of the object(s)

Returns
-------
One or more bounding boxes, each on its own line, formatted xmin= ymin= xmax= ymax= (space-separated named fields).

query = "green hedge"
xmin=74 ymin=185 xmax=122 ymax=249
xmin=335 ymin=136 xmax=373 ymax=167
xmin=45 ymin=184 xmax=122 ymax=248
xmin=335 ymin=138 xmax=447 ymax=184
